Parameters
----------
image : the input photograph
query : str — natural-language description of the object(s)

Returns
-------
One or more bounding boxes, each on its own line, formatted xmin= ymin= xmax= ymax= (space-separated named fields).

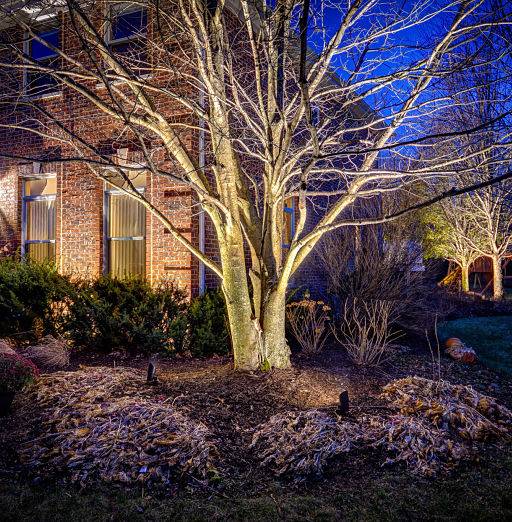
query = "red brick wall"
xmin=0 ymin=165 xmax=20 ymax=255
xmin=0 ymin=7 xmax=205 ymax=298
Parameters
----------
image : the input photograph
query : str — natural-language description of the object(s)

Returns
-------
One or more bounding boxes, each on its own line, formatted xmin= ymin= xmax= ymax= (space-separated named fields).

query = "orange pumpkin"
xmin=445 ymin=337 xmax=462 ymax=349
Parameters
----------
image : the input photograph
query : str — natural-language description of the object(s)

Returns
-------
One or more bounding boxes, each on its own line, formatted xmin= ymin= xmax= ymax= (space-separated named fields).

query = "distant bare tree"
xmin=421 ymin=194 xmax=482 ymax=292
xmin=422 ymin=35 xmax=512 ymax=299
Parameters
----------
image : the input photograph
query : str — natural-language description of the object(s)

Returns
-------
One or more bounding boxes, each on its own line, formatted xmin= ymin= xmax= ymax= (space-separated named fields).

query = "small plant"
xmin=0 ymin=353 xmax=40 ymax=393
xmin=286 ymin=295 xmax=331 ymax=355
xmin=333 ymin=298 xmax=400 ymax=366
xmin=186 ymin=290 xmax=230 ymax=357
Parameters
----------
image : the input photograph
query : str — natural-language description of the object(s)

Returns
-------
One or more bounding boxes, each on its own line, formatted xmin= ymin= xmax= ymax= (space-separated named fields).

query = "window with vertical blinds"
xmin=22 ymin=177 xmax=57 ymax=262
xmin=105 ymin=173 xmax=146 ymax=278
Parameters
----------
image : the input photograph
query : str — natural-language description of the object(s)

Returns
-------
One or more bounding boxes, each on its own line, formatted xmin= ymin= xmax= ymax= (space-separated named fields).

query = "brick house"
xmin=0 ymin=1 xmax=378 ymax=298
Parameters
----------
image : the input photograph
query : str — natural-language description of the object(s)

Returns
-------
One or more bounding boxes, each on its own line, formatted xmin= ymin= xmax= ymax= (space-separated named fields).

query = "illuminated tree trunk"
xmin=261 ymin=288 xmax=291 ymax=369
xmin=219 ymin=229 xmax=291 ymax=370
xmin=461 ymin=264 xmax=470 ymax=293
xmin=491 ymin=254 xmax=504 ymax=300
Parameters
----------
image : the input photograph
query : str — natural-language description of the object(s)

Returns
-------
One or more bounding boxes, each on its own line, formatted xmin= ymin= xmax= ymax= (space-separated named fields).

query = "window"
xmin=311 ymin=105 xmax=321 ymax=127
xmin=283 ymin=197 xmax=295 ymax=247
xmin=108 ymin=3 xmax=148 ymax=70
xmin=25 ymin=24 xmax=60 ymax=96
xmin=22 ymin=177 xmax=56 ymax=262
xmin=104 ymin=172 xmax=146 ymax=278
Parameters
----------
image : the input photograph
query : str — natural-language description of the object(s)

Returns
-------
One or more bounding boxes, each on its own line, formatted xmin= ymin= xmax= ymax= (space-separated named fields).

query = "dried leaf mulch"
xmin=8 ymin=366 xmax=217 ymax=490
xmin=252 ymin=376 xmax=512 ymax=480
xmin=250 ymin=410 xmax=367 ymax=480
xmin=381 ymin=376 xmax=512 ymax=441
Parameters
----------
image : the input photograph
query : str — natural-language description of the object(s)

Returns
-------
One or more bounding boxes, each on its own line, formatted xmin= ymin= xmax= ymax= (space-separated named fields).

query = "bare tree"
xmin=0 ymin=0 xmax=510 ymax=369
xmin=421 ymin=34 xmax=512 ymax=299
xmin=421 ymin=195 xmax=482 ymax=292
xmin=465 ymin=182 xmax=512 ymax=299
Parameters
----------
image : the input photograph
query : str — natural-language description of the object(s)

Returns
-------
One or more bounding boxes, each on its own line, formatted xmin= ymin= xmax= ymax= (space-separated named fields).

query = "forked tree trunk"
xmin=219 ymin=231 xmax=291 ymax=370
xmin=461 ymin=264 xmax=470 ymax=293
xmin=223 ymin=281 xmax=291 ymax=370
xmin=491 ymin=255 xmax=504 ymax=300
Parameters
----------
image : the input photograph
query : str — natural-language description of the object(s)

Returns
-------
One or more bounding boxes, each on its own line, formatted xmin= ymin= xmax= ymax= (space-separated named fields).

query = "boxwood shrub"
xmin=0 ymin=257 xmax=73 ymax=340
xmin=0 ymin=258 xmax=230 ymax=357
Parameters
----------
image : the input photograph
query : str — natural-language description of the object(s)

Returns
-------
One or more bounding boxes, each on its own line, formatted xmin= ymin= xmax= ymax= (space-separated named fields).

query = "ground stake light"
xmin=338 ymin=390 xmax=349 ymax=415
xmin=147 ymin=361 xmax=157 ymax=384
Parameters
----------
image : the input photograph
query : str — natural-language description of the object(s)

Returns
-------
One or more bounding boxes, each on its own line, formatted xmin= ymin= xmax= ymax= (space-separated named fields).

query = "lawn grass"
xmin=2 ymin=453 xmax=512 ymax=522
xmin=438 ymin=316 xmax=512 ymax=375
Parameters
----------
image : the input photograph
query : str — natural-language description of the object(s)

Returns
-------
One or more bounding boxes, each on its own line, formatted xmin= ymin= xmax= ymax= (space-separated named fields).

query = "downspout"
xmin=198 ymin=49 xmax=206 ymax=294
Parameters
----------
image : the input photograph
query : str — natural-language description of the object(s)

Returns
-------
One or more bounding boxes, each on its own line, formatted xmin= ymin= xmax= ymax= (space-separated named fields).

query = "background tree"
xmin=421 ymin=196 xmax=482 ymax=292
xmin=421 ymin=30 xmax=512 ymax=299
xmin=0 ymin=0 xmax=511 ymax=368
xmin=464 ymin=182 xmax=512 ymax=299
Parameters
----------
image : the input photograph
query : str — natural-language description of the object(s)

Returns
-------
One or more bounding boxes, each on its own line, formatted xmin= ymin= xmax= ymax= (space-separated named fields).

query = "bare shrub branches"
xmin=333 ymin=297 xmax=400 ymax=366
xmin=286 ymin=297 xmax=331 ymax=355
xmin=319 ymin=228 xmax=439 ymax=365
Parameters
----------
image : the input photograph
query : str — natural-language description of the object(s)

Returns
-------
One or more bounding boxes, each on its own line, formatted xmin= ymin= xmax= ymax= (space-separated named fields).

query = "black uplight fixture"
xmin=147 ymin=361 xmax=157 ymax=384
xmin=338 ymin=390 xmax=349 ymax=415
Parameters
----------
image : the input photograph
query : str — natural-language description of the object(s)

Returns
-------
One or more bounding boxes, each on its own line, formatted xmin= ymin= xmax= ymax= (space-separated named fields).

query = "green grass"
xmin=438 ymin=316 xmax=512 ymax=374
xmin=2 ymin=455 xmax=512 ymax=521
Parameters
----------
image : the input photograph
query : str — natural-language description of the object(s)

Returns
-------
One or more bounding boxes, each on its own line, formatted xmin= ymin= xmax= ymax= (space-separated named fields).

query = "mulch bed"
xmin=1 ymin=344 xmax=512 ymax=497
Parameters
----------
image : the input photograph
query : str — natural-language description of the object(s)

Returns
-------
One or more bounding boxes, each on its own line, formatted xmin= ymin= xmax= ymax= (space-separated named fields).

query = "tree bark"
xmin=223 ymin=281 xmax=291 ymax=370
xmin=491 ymin=255 xmax=504 ymax=300
xmin=220 ymin=232 xmax=260 ymax=370
xmin=219 ymin=230 xmax=291 ymax=370
xmin=461 ymin=264 xmax=470 ymax=293
xmin=261 ymin=288 xmax=291 ymax=369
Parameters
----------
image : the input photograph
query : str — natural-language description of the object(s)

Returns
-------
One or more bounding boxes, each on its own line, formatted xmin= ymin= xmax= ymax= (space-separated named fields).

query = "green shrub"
xmin=0 ymin=257 xmax=73 ymax=340
xmin=63 ymin=277 xmax=188 ymax=354
xmin=187 ymin=290 xmax=230 ymax=357
xmin=0 ymin=258 xmax=230 ymax=357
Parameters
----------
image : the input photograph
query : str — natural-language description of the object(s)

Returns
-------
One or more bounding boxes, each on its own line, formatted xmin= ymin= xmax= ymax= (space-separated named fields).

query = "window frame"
xmin=282 ymin=197 xmax=296 ymax=248
xmin=103 ymin=2 xmax=150 ymax=79
xmin=23 ymin=19 xmax=61 ymax=98
xmin=106 ymin=3 xmax=148 ymax=50
xmin=21 ymin=175 xmax=57 ymax=260
xmin=103 ymin=181 xmax=147 ymax=278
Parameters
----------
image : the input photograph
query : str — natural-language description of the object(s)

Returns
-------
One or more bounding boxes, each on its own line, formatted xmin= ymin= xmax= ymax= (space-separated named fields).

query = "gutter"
xmin=198 ymin=49 xmax=206 ymax=295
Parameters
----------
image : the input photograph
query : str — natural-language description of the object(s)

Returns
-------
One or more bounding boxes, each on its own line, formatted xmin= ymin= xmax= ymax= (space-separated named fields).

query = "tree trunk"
xmin=221 ymin=235 xmax=261 ymax=370
xmin=223 ymin=289 xmax=261 ymax=370
xmin=492 ymin=255 xmax=504 ymax=300
xmin=220 ymin=232 xmax=291 ymax=371
xmin=261 ymin=288 xmax=291 ymax=369
xmin=223 ymin=281 xmax=291 ymax=370
xmin=461 ymin=264 xmax=470 ymax=293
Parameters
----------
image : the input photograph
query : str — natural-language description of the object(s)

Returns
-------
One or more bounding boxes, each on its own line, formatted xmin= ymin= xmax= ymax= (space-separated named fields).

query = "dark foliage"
xmin=186 ymin=290 xmax=230 ymax=357
xmin=0 ymin=259 xmax=230 ymax=357
xmin=63 ymin=277 xmax=188 ymax=354
xmin=0 ymin=257 xmax=73 ymax=340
